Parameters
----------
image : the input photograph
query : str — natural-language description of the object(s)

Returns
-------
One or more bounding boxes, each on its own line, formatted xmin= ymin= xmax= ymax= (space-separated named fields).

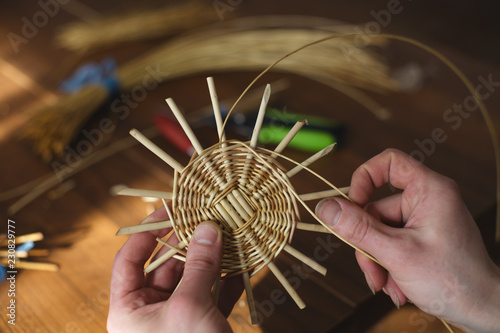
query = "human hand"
xmin=107 ymin=206 xmax=243 ymax=333
xmin=316 ymin=149 xmax=500 ymax=333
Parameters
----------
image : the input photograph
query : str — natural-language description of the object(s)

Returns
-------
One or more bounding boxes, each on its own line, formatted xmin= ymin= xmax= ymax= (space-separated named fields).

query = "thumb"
xmin=315 ymin=198 xmax=394 ymax=259
xmin=316 ymin=199 xmax=409 ymax=307
xmin=177 ymin=221 xmax=222 ymax=302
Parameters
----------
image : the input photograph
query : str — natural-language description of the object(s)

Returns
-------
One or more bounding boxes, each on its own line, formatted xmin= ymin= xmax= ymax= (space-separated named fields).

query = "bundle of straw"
xmin=23 ymin=17 xmax=398 ymax=160
xmin=56 ymin=1 xmax=218 ymax=51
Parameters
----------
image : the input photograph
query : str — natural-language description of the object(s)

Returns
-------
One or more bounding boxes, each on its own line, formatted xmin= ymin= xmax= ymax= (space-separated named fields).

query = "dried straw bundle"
xmin=55 ymin=2 xmax=218 ymax=51
xmin=22 ymin=20 xmax=398 ymax=160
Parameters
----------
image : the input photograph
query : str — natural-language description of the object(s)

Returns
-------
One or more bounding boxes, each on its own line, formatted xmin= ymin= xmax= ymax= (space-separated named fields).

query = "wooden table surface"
xmin=1 ymin=1 xmax=499 ymax=332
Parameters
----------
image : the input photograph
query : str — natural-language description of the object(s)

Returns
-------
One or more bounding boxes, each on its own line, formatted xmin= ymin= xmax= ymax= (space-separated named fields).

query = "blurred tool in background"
xmin=154 ymin=105 xmax=345 ymax=156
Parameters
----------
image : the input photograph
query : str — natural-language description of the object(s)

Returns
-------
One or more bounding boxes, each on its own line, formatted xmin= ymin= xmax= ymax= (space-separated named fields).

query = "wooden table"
xmin=1 ymin=1 xmax=499 ymax=332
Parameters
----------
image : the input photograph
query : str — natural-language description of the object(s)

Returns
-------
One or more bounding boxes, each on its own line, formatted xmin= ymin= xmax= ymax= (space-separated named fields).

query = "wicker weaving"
xmin=112 ymin=32 xmax=496 ymax=331
xmin=172 ymin=140 xmax=298 ymax=277
xmin=115 ymin=78 xmax=350 ymax=321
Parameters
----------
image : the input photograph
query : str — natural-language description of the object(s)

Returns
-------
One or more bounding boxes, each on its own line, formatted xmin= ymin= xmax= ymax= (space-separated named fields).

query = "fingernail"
xmin=384 ymin=286 xmax=400 ymax=309
xmin=193 ymin=223 xmax=219 ymax=245
xmin=363 ymin=272 xmax=375 ymax=295
xmin=315 ymin=199 xmax=342 ymax=227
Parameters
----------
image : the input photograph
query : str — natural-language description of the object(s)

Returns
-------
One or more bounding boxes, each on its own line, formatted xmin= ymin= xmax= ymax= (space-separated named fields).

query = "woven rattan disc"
xmin=114 ymin=52 xmax=458 ymax=329
xmin=171 ymin=140 xmax=299 ymax=277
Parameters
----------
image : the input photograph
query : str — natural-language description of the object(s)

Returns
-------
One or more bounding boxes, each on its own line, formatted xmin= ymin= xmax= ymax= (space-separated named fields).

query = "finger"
xmin=110 ymin=206 xmax=172 ymax=302
xmin=383 ymin=274 xmax=408 ymax=308
xmin=355 ymin=250 xmax=387 ymax=293
xmin=364 ymin=194 xmax=404 ymax=227
xmin=143 ymin=204 xmax=170 ymax=223
xmin=145 ymin=231 xmax=185 ymax=293
xmin=174 ymin=222 xmax=222 ymax=304
xmin=315 ymin=198 xmax=400 ymax=266
xmin=357 ymin=195 xmax=404 ymax=291
xmin=349 ymin=148 xmax=429 ymax=206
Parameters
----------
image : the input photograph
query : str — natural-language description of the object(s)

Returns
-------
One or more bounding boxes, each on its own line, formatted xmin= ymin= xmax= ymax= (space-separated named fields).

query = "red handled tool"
xmin=154 ymin=114 xmax=194 ymax=156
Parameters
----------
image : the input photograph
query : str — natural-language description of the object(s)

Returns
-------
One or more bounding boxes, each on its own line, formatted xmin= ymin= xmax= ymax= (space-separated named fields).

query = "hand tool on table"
xmin=153 ymin=79 xmax=345 ymax=154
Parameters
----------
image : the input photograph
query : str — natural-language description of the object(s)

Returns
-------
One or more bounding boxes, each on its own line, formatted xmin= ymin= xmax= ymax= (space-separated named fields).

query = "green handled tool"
xmin=258 ymin=125 xmax=337 ymax=152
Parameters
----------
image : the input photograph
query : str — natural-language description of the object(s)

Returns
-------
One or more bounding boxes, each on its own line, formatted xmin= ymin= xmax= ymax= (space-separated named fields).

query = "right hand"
xmin=316 ymin=149 xmax=500 ymax=333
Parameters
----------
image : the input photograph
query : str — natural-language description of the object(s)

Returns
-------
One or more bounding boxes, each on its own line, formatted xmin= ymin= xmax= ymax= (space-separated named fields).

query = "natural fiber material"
xmin=56 ymin=2 xmax=217 ymax=51
xmin=116 ymin=74 xmax=459 ymax=331
xmin=172 ymin=140 xmax=298 ymax=277
xmin=116 ymin=80 xmax=344 ymax=318
xmin=22 ymin=17 xmax=398 ymax=160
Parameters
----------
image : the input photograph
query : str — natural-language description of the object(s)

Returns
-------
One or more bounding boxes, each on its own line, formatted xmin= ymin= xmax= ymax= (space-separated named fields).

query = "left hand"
xmin=107 ymin=206 xmax=243 ymax=333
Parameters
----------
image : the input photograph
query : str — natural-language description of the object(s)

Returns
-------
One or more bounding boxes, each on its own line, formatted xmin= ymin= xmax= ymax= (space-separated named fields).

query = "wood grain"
xmin=1 ymin=1 xmax=499 ymax=333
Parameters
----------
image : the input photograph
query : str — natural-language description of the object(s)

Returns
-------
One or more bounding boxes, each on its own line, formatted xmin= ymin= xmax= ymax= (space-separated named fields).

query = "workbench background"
xmin=1 ymin=1 xmax=499 ymax=332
